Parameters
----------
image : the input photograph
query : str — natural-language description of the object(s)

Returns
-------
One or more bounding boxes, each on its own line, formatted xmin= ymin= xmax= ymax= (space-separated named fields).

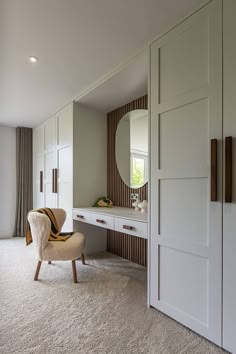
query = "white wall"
xmin=73 ymin=103 xmax=107 ymax=207
xmin=0 ymin=126 xmax=16 ymax=238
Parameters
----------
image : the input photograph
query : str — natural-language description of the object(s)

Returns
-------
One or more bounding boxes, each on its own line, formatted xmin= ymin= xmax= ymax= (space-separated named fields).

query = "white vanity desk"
xmin=73 ymin=207 xmax=148 ymax=239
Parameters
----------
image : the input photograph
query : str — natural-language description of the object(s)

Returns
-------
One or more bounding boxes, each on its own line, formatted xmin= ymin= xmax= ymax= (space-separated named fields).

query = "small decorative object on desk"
xmin=93 ymin=197 xmax=113 ymax=208
xmin=138 ymin=200 xmax=148 ymax=213
xmin=132 ymin=199 xmax=141 ymax=211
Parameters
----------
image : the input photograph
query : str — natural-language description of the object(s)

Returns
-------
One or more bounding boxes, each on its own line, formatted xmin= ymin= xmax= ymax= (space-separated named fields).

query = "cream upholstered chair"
xmin=28 ymin=208 xmax=85 ymax=283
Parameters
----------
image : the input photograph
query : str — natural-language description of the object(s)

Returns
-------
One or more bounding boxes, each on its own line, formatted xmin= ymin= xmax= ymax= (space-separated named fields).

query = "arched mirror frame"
xmin=115 ymin=109 xmax=148 ymax=189
xmin=107 ymin=95 xmax=148 ymax=209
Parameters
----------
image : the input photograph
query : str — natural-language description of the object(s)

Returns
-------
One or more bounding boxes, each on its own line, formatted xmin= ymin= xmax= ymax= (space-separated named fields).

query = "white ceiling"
xmin=0 ymin=0 xmax=206 ymax=127
xmin=78 ymin=49 xmax=148 ymax=113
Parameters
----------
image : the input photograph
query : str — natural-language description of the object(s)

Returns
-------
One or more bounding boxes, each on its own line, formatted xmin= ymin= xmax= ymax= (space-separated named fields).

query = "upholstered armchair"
xmin=27 ymin=208 xmax=85 ymax=283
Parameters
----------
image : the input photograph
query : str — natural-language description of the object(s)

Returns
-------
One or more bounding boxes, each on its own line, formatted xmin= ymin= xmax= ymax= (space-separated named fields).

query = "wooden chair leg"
xmin=34 ymin=261 xmax=42 ymax=281
xmin=81 ymin=253 xmax=85 ymax=265
xmin=72 ymin=260 xmax=77 ymax=283
xmin=48 ymin=261 xmax=51 ymax=264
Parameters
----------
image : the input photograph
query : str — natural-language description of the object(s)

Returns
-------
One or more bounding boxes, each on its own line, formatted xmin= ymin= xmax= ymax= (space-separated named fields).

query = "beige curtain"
xmin=15 ymin=127 xmax=33 ymax=237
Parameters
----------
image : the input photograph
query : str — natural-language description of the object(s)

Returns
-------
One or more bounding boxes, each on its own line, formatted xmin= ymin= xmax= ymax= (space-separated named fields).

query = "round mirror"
xmin=115 ymin=109 xmax=148 ymax=189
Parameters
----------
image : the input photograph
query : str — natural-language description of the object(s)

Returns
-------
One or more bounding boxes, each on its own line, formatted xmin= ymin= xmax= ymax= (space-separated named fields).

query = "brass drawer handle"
xmin=96 ymin=219 xmax=105 ymax=224
xmin=123 ymin=225 xmax=135 ymax=231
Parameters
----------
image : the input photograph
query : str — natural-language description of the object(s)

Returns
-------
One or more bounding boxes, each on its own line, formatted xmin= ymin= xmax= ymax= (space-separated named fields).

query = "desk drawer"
xmin=73 ymin=210 xmax=91 ymax=224
xmin=90 ymin=213 xmax=114 ymax=230
xmin=115 ymin=218 xmax=148 ymax=239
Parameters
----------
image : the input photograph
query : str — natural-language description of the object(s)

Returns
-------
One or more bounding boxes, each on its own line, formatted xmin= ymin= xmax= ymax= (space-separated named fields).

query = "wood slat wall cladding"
xmin=107 ymin=95 xmax=148 ymax=267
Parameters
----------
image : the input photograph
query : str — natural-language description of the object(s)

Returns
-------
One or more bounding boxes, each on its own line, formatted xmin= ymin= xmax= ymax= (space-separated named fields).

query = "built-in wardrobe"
xmin=33 ymin=102 xmax=107 ymax=253
xmin=149 ymin=0 xmax=236 ymax=351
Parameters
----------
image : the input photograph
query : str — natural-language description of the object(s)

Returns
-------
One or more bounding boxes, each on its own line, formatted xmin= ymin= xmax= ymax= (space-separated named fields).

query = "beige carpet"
xmin=0 ymin=238 xmax=225 ymax=354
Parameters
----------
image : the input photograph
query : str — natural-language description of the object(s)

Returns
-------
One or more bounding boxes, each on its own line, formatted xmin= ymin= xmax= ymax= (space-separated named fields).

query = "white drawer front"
xmin=90 ymin=213 xmax=114 ymax=230
xmin=73 ymin=210 xmax=91 ymax=224
xmin=115 ymin=218 xmax=148 ymax=239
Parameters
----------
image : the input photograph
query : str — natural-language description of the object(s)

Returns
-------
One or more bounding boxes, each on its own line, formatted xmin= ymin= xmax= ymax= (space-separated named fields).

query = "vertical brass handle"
xmin=225 ymin=136 xmax=232 ymax=203
xmin=211 ymin=139 xmax=217 ymax=202
xmin=54 ymin=168 xmax=58 ymax=193
xmin=40 ymin=171 xmax=43 ymax=193
xmin=52 ymin=169 xmax=54 ymax=193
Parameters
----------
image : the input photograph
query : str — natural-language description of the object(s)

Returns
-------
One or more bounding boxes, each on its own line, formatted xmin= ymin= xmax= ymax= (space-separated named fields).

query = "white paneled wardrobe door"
xmin=223 ymin=1 xmax=236 ymax=352
xmin=34 ymin=155 xmax=44 ymax=209
xmin=150 ymin=0 xmax=222 ymax=345
xmin=33 ymin=124 xmax=44 ymax=209
xmin=57 ymin=103 xmax=73 ymax=231
xmin=44 ymin=115 xmax=57 ymax=208
xmin=44 ymin=151 xmax=57 ymax=208
xmin=57 ymin=146 xmax=73 ymax=231
xmin=44 ymin=114 xmax=57 ymax=152
xmin=57 ymin=103 xmax=73 ymax=149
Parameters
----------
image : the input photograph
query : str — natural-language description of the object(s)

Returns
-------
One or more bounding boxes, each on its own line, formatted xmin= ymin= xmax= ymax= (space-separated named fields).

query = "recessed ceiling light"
xmin=28 ymin=56 xmax=39 ymax=63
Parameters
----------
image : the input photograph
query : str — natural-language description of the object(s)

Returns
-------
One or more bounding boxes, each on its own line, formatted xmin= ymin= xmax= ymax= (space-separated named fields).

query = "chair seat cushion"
xmin=41 ymin=232 xmax=85 ymax=261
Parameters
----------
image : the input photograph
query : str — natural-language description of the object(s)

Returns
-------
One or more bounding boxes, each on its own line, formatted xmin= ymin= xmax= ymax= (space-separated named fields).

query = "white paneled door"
xmin=223 ymin=1 xmax=236 ymax=352
xmin=44 ymin=114 xmax=57 ymax=208
xmin=44 ymin=151 xmax=57 ymax=208
xmin=57 ymin=146 xmax=73 ymax=231
xmin=44 ymin=115 xmax=57 ymax=153
xmin=150 ymin=0 xmax=222 ymax=345
xmin=33 ymin=124 xmax=44 ymax=209
xmin=33 ymin=155 xmax=44 ymax=209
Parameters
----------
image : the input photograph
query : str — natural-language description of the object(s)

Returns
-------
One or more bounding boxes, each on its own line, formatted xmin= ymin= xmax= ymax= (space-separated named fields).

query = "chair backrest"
xmin=28 ymin=212 xmax=51 ymax=259
xmin=27 ymin=208 xmax=67 ymax=260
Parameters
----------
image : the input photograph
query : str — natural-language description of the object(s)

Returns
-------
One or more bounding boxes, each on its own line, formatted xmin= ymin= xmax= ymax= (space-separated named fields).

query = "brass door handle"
xmin=210 ymin=139 xmax=217 ymax=202
xmin=52 ymin=169 xmax=54 ymax=193
xmin=54 ymin=168 xmax=58 ymax=194
xmin=225 ymin=136 xmax=232 ymax=203
xmin=40 ymin=171 xmax=43 ymax=193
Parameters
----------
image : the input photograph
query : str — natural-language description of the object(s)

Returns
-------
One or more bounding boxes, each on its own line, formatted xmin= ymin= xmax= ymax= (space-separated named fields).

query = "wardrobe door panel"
xmin=150 ymin=0 xmax=222 ymax=345
xmin=159 ymin=178 xmax=208 ymax=245
xmin=45 ymin=184 xmax=57 ymax=208
xmin=58 ymin=183 xmax=73 ymax=231
xmin=58 ymin=146 xmax=73 ymax=231
xmin=159 ymin=99 xmax=208 ymax=177
xmin=223 ymin=1 xmax=236 ymax=352
xmin=33 ymin=124 xmax=44 ymax=155
xmin=33 ymin=124 xmax=44 ymax=209
xmin=158 ymin=14 xmax=209 ymax=103
xmin=58 ymin=146 xmax=72 ymax=181
xmin=44 ymin=151 xmax=57 ymax=208
xmin=33 ymin=155 xmax=44 ymax=209
xmin=159 ymin=246 xmax=208 ymax=324
xmin=44 ymin=115 xmax=56 ymax=152
xmin=57 ymin=103 xmax=73 ymax=148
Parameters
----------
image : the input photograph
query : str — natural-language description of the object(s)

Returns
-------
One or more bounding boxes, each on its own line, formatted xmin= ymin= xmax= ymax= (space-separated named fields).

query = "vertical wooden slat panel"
xmin=107 ymin=95 xmax=148 ymax=267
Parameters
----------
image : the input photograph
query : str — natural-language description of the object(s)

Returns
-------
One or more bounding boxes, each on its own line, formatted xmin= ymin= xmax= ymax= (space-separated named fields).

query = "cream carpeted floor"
xmin=0 ymin=238 xmax=226 ymax=354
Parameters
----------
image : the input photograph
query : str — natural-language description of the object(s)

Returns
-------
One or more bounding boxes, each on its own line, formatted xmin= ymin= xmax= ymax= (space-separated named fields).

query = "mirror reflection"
xmin=115 ymin=109 xmax=148 ymax=189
